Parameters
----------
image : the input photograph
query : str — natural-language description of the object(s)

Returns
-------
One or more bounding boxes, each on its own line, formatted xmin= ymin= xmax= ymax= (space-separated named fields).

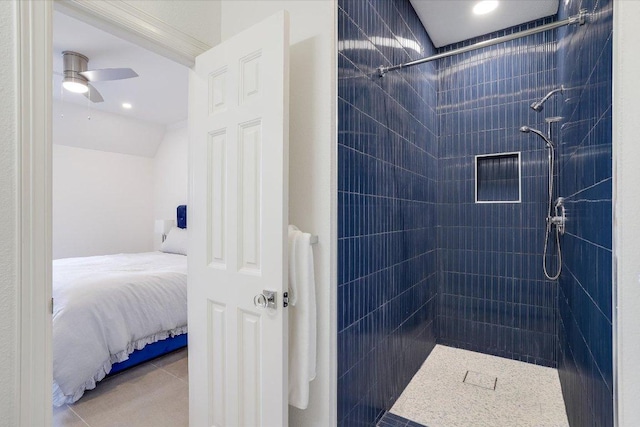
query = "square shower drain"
xmin=463 ymin=370 xmax=497 ymax=390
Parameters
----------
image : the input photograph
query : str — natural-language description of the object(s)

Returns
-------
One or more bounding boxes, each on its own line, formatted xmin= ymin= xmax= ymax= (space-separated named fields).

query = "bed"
xmin=52 ymin=206 xmax=188 ymax=407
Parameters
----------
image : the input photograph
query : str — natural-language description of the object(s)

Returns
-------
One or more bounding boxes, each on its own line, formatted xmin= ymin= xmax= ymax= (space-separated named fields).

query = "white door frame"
xmin=16 ymin=1 xmax=210 ymax=425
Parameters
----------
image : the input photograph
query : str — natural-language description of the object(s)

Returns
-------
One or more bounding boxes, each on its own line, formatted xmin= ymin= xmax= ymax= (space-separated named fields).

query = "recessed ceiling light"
xmin=122 ymin=103 xmax=132 ymax=109
xmin=473 ymin=0 xmax=499 ymax=15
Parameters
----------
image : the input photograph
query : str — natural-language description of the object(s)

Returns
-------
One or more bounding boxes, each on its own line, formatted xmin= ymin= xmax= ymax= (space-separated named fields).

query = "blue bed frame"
xmin=109 ymin=334 xmax=188 ymax=375
xmin=109 ymin=205 xmax=188 ymax=376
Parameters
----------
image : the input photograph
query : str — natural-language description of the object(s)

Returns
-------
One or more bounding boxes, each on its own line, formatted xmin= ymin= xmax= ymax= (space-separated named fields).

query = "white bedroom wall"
xmin=220 ymin=2 xmax=337 ymax=425
xmin=52 ymin=145 xmax=155 ymax=259
xmin=0 ymin=2 xmax=18 ymax=424
xmin=153 ymin=121 xmax=188 ymax=249
xmin=52 ymin=100 xmax=163 ymax=259
xmin=614 ymin=1 xmax=640 ymax=423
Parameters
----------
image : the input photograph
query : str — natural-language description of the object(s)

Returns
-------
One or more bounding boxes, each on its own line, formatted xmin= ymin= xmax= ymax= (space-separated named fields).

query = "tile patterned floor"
xmin=390 ymin=345 xmax=569 ymax=427
xmin=53 ymin=348 xmax=188 ymax=427
xmin=56 ymin=345 xmax=569 ymax=427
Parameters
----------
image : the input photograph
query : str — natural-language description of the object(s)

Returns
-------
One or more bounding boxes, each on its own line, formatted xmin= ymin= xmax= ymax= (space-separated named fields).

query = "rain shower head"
xmin=530 ymin=101 xmax=545 ymax=112
xmin=530 ymin=86 xmax=565 ymax=112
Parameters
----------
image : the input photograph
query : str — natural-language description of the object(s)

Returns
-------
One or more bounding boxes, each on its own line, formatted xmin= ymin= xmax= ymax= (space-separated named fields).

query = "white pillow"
xmin=160 ymin=227 xmax=188 ymax=256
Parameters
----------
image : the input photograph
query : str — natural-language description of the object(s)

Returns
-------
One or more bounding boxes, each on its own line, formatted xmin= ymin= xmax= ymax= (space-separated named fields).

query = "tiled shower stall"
xmin=337 ymin=0 xmax=613 ymax=425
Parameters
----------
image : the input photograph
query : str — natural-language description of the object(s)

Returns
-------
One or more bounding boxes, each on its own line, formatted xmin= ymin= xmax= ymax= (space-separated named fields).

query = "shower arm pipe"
xmin=377 ymin=9 xmax=588 ymax=77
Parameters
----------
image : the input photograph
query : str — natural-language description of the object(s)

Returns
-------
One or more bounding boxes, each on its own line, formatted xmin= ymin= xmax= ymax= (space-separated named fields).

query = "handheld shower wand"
xmin=519 ymin=126 xmax=553 ymax=148
xmin=520 ymin=125 xmax=563 ymax=280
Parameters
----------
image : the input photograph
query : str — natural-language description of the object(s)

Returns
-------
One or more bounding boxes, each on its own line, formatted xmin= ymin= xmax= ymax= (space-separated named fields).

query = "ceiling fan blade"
xmin=80 ymin=68 xmax=138 ymax=82
xmin=83 ymin=84 xmax=104 ymax=103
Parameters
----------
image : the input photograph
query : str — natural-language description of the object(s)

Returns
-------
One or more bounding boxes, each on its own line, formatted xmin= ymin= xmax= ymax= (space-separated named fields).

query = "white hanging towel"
xmin=287 ymin=225 xmax=317 ymax=409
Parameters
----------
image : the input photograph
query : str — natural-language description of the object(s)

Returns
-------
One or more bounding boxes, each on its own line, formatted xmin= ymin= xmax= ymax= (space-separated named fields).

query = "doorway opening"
xmin=52 ymin=10 xmax=190 ymax=426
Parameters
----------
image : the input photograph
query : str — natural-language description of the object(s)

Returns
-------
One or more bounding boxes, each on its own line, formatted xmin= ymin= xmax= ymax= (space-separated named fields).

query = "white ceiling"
xmin=53 ymin=11 xmax=188 ymax=126
xmin=409 ymin=0 xmax=560 ymax=48
xmin=53 ymin=100 xmax=167 ymax=158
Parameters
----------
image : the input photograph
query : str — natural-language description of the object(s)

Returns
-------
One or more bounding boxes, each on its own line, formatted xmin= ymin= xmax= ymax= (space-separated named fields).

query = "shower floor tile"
xmin=390 ymin=345 xmax=569 ymax=427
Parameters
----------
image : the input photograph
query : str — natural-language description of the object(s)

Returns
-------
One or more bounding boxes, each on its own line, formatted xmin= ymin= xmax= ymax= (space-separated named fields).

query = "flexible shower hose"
xmin=543 ymin=144 xmax=562 ymax=280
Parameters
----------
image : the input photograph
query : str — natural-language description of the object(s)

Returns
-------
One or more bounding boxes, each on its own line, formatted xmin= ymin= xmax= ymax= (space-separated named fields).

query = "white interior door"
xmin=188 ymin=11 xmax=290 ymax=427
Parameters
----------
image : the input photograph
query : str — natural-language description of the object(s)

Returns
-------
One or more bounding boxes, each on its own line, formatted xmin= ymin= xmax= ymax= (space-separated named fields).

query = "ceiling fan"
xmin=60 ymin=51 xmax=138 ymax=103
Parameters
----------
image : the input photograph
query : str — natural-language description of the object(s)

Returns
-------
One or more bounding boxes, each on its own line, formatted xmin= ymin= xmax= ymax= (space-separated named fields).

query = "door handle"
xmin=254 ymin=290 xmax=277 ymax=309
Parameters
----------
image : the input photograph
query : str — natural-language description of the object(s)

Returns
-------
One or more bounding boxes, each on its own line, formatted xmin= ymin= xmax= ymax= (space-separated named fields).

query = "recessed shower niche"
xmin=475 ymin=152 xmax=521 ymax=203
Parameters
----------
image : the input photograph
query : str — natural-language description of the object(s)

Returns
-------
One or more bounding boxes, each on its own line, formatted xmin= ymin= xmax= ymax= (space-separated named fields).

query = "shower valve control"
xmin=549 ymin=197 xmax=566 ymax=235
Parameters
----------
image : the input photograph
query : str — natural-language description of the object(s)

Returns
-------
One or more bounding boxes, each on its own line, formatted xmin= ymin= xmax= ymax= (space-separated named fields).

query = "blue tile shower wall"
xmin=337 ymin=1 xmax=439 ymax=425
xmin=556 ymin=0 xmax=613 ymax=425
xmin=436 ymin=21 xmax=559 ymax=367
xmin=338 ymin=2 xmax=614 ymax=426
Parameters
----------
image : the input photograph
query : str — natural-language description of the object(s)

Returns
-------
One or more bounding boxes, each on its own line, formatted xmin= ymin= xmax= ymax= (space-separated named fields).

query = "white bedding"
xmin=52 ymin=251 xmax=187 ymax=407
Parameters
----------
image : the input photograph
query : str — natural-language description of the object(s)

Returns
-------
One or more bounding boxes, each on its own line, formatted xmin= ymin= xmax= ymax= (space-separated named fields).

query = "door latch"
xmin=283 ymin=292 xmax=289 ymax=308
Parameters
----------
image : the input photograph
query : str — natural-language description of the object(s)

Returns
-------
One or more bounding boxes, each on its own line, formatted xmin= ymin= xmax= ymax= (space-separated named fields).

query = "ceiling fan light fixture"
xmin=59 ymin=50 xmax=137 ymax=103
xmin=62 ymin=78 xmax=89 ymax=94
xmin=473 ymin=0 xmax=499 ymax=15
